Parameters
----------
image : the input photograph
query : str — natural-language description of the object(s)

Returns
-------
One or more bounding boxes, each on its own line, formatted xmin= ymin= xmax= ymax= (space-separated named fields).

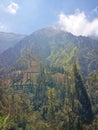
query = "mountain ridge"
xmin=0 ymin=32 xmax=26 ymax=54
xmin=0 ymin=27 xmax=98 ymax=75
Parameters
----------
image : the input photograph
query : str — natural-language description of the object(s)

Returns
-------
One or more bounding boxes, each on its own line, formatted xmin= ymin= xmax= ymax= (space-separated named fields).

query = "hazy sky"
xmin=0 ymin=0 xmax=98 ymax=36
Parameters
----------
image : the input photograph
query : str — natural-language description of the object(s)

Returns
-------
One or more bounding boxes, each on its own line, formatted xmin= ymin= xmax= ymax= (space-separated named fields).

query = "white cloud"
xmin=0 ymin=22 xmax=8 ymax=31
xmin=6 ymin=2 xmax=19 ymax=14
xmin=58 ymin=11 xmax=98 ymax=37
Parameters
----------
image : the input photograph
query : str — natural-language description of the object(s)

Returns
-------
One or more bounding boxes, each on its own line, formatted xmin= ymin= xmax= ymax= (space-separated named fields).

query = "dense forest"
xmin=0 ymin=62 xmax=98 ymax=130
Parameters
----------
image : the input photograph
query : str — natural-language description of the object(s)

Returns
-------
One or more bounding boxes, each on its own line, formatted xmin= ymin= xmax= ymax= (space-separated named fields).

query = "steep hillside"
xmin=0 ymin=27 xmax=98 ymax=75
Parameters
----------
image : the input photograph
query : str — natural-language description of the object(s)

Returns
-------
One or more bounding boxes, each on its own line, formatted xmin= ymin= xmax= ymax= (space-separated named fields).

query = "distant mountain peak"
xmin=0 ymin=32 xmax=26 ymax=54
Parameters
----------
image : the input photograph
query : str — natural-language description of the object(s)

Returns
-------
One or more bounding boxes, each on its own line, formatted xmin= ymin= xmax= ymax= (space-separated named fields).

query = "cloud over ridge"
xmin=58 ymin=11 xmax=98 ymax=37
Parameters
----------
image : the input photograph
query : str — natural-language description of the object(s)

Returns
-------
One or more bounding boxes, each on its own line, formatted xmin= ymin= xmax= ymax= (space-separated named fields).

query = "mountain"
xmin=0 ymin=27 xmax=98 ymax=75
xmin=0 ymin=32 xmax=26 ymax=54
xmin=0 ymin=28 xmax=98 ymax=130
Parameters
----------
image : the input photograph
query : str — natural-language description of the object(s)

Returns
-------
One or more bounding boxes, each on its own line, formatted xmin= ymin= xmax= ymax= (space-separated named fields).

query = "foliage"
xmin=0 ymin=62 xmax=97 ymax=130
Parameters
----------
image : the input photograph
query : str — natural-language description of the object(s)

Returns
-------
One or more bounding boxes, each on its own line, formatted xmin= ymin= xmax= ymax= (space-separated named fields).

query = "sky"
xmin=0 ymin=0 xmax=98 ymax=36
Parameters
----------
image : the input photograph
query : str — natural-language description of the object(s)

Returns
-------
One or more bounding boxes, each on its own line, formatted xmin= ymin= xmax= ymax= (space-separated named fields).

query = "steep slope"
xmin=0 ymin=32 xmax=26 ymax=53
xmin=0 ymin=27 xmax=98 ymax=75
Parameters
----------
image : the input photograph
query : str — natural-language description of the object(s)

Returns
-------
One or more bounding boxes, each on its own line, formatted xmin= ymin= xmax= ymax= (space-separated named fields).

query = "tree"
xmin=73 ymin=63 xmax=93 ymax=123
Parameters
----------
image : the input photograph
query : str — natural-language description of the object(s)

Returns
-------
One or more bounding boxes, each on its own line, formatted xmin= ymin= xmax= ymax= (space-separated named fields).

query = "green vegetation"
xmin=0 ymin=27 xmax=98 ymax=129
xmin=0 ymin=62 xmax=98 ymax=130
